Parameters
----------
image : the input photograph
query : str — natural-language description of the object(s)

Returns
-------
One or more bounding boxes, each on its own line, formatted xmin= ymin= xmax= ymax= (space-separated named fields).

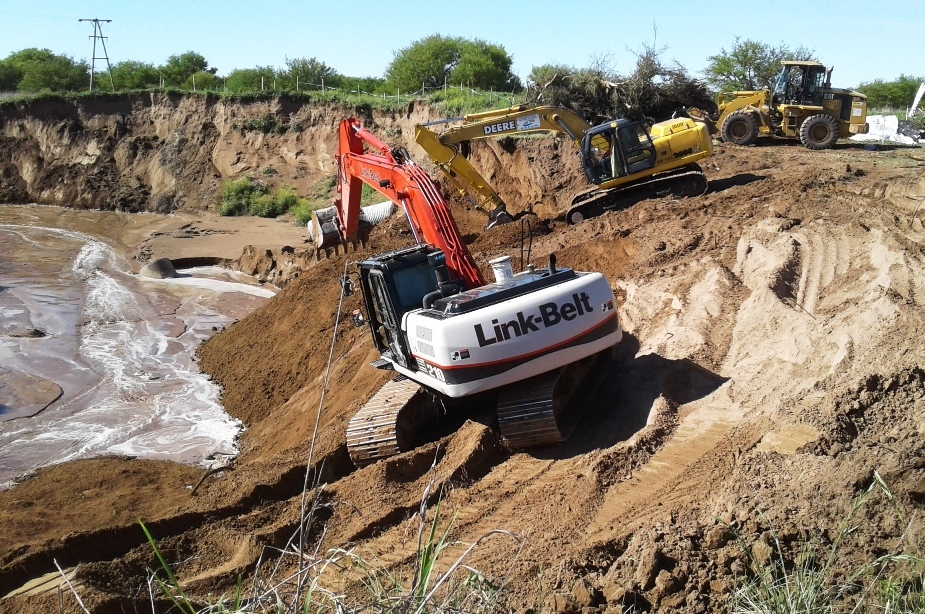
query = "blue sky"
xmin=1 ymin=0 xmax=922 ymax=89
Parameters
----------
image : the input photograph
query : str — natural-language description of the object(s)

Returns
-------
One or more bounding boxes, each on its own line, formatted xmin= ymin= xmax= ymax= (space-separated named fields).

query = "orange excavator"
xmin=310 ymin=118 xmax=623 ymax=466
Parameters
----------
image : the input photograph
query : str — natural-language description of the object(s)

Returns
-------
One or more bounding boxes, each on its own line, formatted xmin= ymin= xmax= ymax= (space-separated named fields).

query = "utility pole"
xmin=79 ymin=18 xmax=114 ymax=92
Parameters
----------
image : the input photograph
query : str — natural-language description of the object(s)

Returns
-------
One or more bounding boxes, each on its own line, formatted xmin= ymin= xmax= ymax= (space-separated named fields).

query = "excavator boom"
xmin=316 ymin=117 xmax=484 ymax=288
xmin=414 ymin=106 xmax=594 ymax=224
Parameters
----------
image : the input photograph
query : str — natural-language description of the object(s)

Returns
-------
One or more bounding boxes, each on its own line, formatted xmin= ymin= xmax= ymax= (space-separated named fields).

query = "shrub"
xmin=274 ymin=185 xmax=302 ymax=210
xmin=248 ymin=192 xmax=288 ymax=218
xmin=290 ymin=200 xmax=316 ymax=225
xmin=220 ymin=178 xmax=318 ymax=220
xmin=242 ymin=114 xmax=281 ymax=133
xmin=219 ymin=177 xmax=265 ymax=216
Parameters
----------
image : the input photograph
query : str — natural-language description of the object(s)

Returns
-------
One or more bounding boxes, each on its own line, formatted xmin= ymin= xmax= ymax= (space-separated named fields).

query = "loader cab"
xmin=580 ymin=119 xmax=656 ymax=185
xmin=358 ymin=245 xmax=439 ymax=369
xmin=773 ymin=61 xmax=828 ymax=107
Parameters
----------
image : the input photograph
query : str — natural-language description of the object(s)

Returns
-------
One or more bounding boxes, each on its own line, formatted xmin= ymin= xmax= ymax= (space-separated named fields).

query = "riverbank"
xmin=0 ymin=204 xmax=312 ymax=264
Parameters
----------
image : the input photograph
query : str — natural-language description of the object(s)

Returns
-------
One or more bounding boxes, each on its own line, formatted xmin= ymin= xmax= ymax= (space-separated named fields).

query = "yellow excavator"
xmin=413 ymin=105 xmax=713 ymax=225
xmin=687 ymin=61 xmax=869 ymax=149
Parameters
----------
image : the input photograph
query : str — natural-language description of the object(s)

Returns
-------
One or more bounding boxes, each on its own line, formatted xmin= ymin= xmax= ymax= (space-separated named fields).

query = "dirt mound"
xmin=4 ymin=121 xmax=925 ymax=612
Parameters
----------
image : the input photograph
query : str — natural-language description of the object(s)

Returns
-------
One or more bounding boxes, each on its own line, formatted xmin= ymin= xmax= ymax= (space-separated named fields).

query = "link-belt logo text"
xmin=474 ymin=293 xmax=593 ymax=347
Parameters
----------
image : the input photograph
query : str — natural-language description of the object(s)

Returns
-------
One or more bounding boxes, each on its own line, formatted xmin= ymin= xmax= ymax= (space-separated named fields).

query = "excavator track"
xmin=346 ymin=376 xmax=432 ymax=467
xmin=566 ymin=164 xmax=708 ymax=225
xmin=497 ymin=349 xmax=609 ymax=448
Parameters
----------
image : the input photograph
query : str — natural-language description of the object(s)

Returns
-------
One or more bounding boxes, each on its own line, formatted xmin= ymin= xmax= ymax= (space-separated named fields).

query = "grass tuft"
xmin=732 ymin=471 xmax=925 ymax=614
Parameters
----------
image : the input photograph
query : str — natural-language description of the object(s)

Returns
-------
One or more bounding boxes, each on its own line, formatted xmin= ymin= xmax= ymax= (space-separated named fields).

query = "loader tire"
xmin=721 ymin=111 xmax=758 ymax=146
xmin=799 ymin=114 xmax=839 ymax=150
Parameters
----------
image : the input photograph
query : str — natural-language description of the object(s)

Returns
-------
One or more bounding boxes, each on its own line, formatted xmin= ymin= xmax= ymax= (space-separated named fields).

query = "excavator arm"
xmin=316 ymin=117 xmax=484 ymax=289
xmin=414 ymin=105 xmax=594 ymax=225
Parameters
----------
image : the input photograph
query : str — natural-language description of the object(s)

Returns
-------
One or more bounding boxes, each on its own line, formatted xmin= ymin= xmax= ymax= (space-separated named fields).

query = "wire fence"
xmin=106 ymin=71 xmax=529 ymax=107
xmin=177 ymin=78 xmax=525 ymax=107
xmin=1 ymin=81 xmax=536 ymax=112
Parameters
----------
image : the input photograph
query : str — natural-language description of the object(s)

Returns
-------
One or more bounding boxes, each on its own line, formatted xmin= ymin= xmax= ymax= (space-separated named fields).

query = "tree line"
xmin=0 ymin=35 xmax=523 ymax=96
xmin=1 ymin=36 xmax=919 ymax=116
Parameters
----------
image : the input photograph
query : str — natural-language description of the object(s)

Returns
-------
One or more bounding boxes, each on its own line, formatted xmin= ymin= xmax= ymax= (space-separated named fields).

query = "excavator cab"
xmin=580 ymin=120 xmax=656 ymax=185
xmin=358 ymin=245 xmax=439 ymax=369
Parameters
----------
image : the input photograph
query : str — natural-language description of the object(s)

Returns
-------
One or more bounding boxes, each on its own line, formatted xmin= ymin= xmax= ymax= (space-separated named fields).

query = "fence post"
xmin=444 ymin=76 xmax=447 ymax=93
xmin=261 ymin=76 xmax=264 ymax=91
xmin=321 ymin=77 xmax=325 ymax=93
xmin=192 ymin=74 xmax=196 ymax=92
xmin=397 ymin=87 xmax=400 ymax=103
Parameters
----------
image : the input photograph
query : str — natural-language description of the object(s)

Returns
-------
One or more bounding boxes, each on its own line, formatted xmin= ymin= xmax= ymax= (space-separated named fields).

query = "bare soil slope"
xmin=3 ymin=118 xmax=925 ymax=612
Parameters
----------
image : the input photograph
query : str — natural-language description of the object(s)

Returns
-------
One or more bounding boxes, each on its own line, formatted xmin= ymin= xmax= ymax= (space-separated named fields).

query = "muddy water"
xmin=0 ymin=216 xmax=273 ymax=488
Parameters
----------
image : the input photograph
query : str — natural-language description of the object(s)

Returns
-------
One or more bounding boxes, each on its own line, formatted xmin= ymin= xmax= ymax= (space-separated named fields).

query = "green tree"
xmin=3 ymin=48 xmax=89 ymax=92
xmin=528 ymin=63 xmax=575 ymax=90
xmin=340 ymin=76 xmax=386 ymax=94
xmin=109 ymin=60 xmax=160 ymax=90
xmin=224 ymin=66 xmax=277 ymax=93
xmin=705 ymin=38 xmax=816 ymax=92
xmin=278 ymin=57 xmax=340 ymax=91
xmin=454 ymin=40 xmax=520 ymax=91
xmin=159 ymin=51 xmax=215 ymax=88
xmin=858 ymin=75 xmax=924 ymax=109
xmin=0 ymin=62 xmax=23 ymax=90
xmin=385 ymin=34 xmax=518 ymax=93
xmin=386 ymin=34 xmax=459 ymax=92
xmin=189 ymin=70 xmax=219 ymax=91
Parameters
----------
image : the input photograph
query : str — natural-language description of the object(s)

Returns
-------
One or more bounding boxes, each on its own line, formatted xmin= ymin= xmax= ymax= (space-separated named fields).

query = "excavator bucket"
xmin=310 ymin=206 xmax=343 ymax=249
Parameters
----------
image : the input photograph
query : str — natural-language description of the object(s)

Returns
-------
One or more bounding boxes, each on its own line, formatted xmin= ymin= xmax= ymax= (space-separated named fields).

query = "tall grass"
xmin=139 ymin=467 xmax=522 ymax=613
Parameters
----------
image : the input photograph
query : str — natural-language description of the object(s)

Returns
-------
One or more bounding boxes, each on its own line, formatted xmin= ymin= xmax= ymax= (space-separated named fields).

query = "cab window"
xmin=618 ymin=123 xmax=650 ymax=151
xmin=807 ymin=70 xmax=825 ymax=96
xmin=391 ymin=263 xmax=438 ymax=316
xmin=369 ymin=272 xmax=396 ymax=329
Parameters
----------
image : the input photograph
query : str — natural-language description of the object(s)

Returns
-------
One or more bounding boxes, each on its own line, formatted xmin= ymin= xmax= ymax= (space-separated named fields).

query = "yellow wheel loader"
xmin=688 ymin=61 xmax=868 ymax=150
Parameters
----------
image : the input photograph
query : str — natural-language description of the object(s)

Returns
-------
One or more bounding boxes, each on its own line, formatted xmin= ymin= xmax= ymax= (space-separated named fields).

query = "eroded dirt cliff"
xmin=0 ymin=94 xmax=586 ymax=221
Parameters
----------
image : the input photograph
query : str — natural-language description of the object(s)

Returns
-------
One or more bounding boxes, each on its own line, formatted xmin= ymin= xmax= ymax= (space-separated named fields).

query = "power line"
xmin=78 ymin=18 xmax=114 ymax=92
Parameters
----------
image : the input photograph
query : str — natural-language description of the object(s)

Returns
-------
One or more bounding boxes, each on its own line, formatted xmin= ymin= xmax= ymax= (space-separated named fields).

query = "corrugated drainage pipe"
xmin=306 ymin=200 xmax=396 ymax=244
